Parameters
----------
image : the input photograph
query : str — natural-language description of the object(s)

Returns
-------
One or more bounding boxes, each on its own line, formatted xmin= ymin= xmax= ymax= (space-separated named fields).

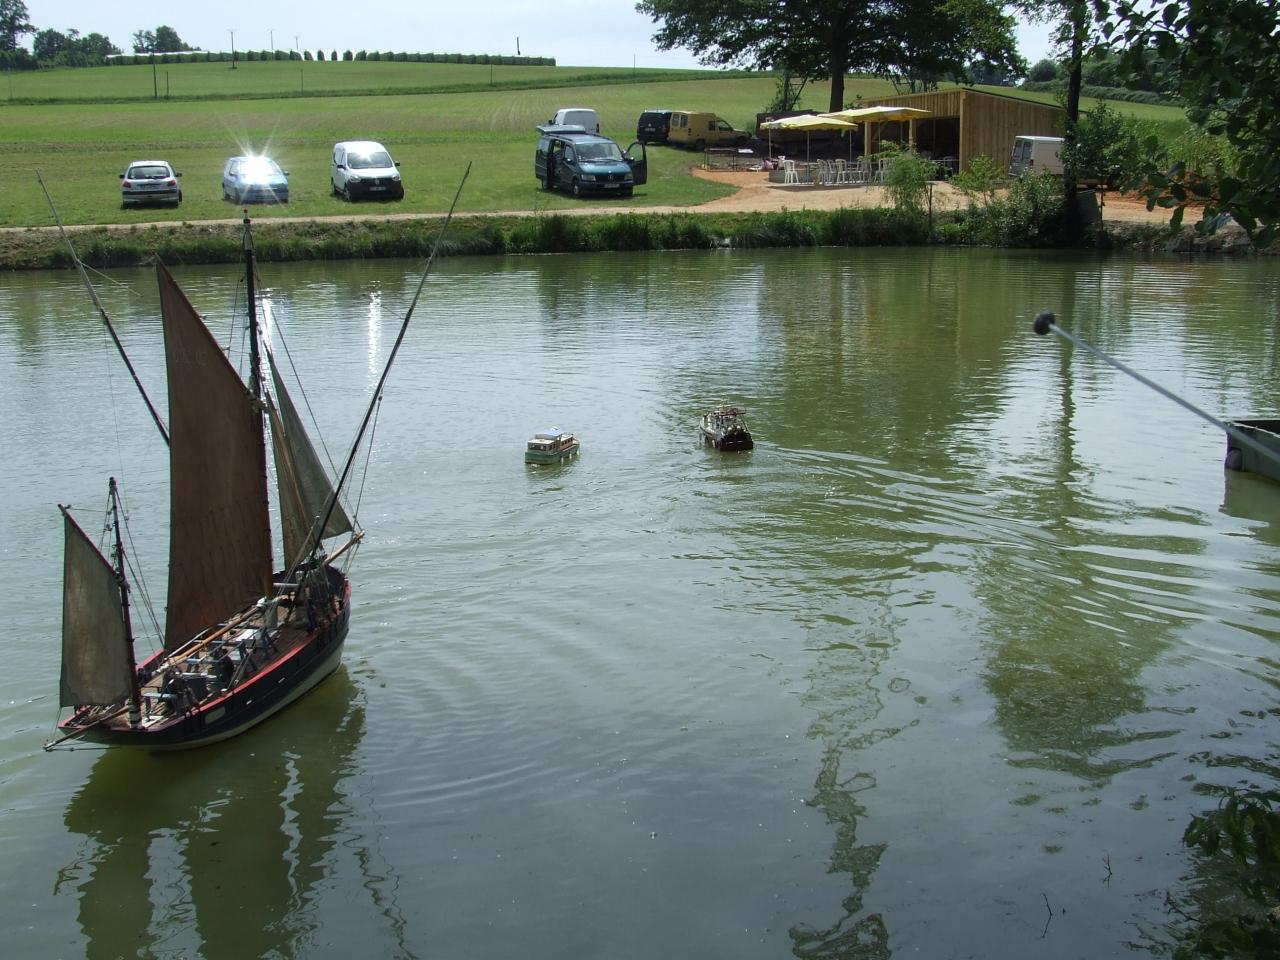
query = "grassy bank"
xmin=1 ymin=208 xmax=1178 ymax=271
xmin=4 ymin=61 xmax=1188 ymax=231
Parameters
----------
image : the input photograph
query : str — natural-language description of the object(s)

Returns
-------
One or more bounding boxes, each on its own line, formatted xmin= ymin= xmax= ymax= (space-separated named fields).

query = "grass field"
xmin=1 ymin=62 xmax=1188 ymax=229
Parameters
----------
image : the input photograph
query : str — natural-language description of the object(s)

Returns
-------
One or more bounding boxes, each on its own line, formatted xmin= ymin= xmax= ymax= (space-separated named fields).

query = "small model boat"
xmin=525 ymin=428 xmax=580 ymax=464
xmin=700 ymin=406 xmax=754 ymax=451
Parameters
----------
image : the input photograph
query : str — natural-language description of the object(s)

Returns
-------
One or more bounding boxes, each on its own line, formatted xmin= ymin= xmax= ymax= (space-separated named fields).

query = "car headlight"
xmin=580 ymin=174 xmax=597 ymax=182
xmin=348 ymin=174 xmax=362 ymax=182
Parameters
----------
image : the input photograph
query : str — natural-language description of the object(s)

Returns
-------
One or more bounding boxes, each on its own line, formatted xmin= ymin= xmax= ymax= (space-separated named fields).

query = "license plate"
xmin=370 ymin=185 xmax=386 ymax=192
xmin=604 ymin=183 xmax=620 ymax=189
xmin=140 ymin=183 xmax=162 ymax=190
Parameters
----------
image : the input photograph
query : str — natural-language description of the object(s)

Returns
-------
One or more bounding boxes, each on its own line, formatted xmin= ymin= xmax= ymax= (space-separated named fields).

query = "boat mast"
xmin=242 ymin=213 xmax=276 ymax=588
xmin=243 ymin=212 xmax=262 ymax=402
xmin=108 ymin=477 xmax=143 ymax=726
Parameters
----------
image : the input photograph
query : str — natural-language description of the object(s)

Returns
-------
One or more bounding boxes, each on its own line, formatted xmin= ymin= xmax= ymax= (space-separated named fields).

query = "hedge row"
xmin=1020 ymin=80 xmax=1178 ymax=107
xmin=106 ymin=51 xmax=556 ymax=66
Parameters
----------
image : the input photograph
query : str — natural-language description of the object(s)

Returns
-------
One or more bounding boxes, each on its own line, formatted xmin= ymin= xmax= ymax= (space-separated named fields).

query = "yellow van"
xmin=667 ymin=111 xmax=749 ymax=151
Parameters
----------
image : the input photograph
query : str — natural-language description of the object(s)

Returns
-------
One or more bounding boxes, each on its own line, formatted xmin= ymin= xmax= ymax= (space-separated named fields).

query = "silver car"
xmin=222 ymin=155 xmax=290 ymax=204
xmin=120 ymin=160 xmax=182 ymax=208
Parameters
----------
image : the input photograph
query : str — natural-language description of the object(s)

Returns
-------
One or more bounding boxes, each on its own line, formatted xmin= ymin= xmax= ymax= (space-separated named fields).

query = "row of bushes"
xmin=105 ymin=51 xmax=555 ymax=66
xmin=8 ymin=208 xmax=942 ymax=270
xmin=1020 ymin=80 xmax=1177 ymax=107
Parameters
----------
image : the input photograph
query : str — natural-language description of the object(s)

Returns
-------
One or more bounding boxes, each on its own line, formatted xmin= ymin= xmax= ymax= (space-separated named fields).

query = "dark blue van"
xmin=534 ymin=125 xmax=648 ymax=198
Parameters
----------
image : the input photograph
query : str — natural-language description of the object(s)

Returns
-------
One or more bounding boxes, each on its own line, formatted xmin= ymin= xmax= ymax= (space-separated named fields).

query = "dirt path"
xmin=682 ymin=168 xmax=1171 ymax=223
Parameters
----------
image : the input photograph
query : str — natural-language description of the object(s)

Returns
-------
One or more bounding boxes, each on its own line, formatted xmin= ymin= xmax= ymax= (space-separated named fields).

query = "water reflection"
xmin=58 ymin=671 xmax=398 ymax=959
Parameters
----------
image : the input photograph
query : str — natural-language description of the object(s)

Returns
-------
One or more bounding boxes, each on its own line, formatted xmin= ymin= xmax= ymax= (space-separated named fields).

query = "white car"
xmin=120 ymin=159 xmax=182 ymax=208
xmin=330 ymin=141 xmax=404 ymax=201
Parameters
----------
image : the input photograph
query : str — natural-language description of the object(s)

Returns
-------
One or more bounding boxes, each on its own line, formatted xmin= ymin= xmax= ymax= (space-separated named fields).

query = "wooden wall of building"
xmin=867 ymin=89 xmax=1067 ymax=173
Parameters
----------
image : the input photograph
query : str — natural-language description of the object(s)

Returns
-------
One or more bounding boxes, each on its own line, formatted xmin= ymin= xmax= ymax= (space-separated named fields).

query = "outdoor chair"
xmin=782 ymin=159 xmax=799 ymax=185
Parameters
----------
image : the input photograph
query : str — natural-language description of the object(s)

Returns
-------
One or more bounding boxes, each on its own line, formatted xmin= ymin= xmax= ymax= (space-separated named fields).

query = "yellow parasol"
xmin=759 ymin=114 xmax=859 ymax=163
xmin=821 ymin=106 xmax=932 ymax=156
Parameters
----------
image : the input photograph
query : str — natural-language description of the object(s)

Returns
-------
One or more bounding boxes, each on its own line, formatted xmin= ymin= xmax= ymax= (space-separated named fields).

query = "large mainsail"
xmin=158 ymin=265 xmax=273 ymax=650
xmin=59 ymin=511 xmax=132 ymax=706
xmin=267 ymin=351 xmax=353 ymax=570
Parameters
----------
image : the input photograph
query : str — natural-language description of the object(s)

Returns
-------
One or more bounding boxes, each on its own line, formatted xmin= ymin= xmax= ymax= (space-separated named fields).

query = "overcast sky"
xmin=27 ymin=1 xmax=1058 ymax=70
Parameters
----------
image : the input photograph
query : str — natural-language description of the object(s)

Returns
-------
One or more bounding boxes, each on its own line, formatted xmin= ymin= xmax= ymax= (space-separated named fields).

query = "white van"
xmin=1010 ymin=135 xmax=1064 ymax=176
xmin=550 ymin=107 xmax=600 ymax=134
xmin=330 ymin=140 xmax=404 ymax=201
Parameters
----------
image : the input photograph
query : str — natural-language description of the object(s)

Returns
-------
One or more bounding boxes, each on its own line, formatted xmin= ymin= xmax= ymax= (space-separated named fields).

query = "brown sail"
xmin=59 ymin=510 xmax=132 ymax=706
xmin=267 ymin=351 xmax=353 ymax=571
xmin=158 ymin=265 xmax=272 ymax=650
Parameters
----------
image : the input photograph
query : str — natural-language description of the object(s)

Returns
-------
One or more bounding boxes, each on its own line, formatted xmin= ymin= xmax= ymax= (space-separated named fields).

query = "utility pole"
xmin=229 ymin=29 xmax=237 ymax=69
xmin=269 ymin=28 xmax=274 ymax=57
xmin=151 ymin=51 xmax=157 ymax=98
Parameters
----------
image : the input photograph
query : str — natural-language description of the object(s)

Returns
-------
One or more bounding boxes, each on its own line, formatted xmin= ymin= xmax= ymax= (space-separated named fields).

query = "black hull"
xmin=701 ymin=427 xmax=754 ymax=451
xmin=61 ymin=580 xmax=350 ymax=751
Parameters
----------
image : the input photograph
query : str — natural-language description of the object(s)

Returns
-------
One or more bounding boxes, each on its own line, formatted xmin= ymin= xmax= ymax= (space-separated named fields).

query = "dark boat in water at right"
xmin=700 ymin=406 xmax=754 ymax=451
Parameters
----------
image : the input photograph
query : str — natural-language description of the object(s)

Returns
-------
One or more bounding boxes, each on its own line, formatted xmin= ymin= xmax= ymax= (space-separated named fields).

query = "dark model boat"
xmin=49 ymin=218 xmax=366 ymax=750
xmin=1226 ymin=418 xmax=1280 ymax=482
xmin=700 ymin=405 xmax=754 ymax=451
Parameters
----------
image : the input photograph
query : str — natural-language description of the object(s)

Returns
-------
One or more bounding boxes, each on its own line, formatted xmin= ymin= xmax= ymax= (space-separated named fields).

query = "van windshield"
xmin=349 ymin=150 xmax=393 ymax=169
xmin=576 ymin=142 xmax=625 ymax=162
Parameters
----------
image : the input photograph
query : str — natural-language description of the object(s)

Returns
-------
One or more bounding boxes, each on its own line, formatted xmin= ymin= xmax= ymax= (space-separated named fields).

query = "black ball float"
xmin=1033 ymin=311 xmax=1056 ymax=336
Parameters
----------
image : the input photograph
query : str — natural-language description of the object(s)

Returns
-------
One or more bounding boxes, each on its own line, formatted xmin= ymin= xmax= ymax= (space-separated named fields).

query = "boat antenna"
xmin=36 ymin=171 xmax=171 ymax=447
xmin=1032 ymin=311 xmax=1280 ymax=470
xmin=294 ymin=162 xmax=472 ymax=576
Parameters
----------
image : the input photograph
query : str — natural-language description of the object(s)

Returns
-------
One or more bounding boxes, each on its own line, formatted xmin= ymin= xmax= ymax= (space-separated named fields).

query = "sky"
xmin=27 ymin=1 xmax=1058 ymax=70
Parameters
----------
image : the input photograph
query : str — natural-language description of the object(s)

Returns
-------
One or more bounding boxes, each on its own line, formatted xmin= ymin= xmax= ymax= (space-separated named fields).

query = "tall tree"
xmin=0 ymin=0 xmax=33 ymax=52
xmin=637 ymin=0 xmax=1016 ymax=111
xmin=152 ymin=25 xmax=190 ymax=53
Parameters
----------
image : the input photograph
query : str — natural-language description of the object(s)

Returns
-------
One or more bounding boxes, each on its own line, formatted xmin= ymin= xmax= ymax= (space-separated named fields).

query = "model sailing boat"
xmin=50 ymin=216 xmax=371 ymax=750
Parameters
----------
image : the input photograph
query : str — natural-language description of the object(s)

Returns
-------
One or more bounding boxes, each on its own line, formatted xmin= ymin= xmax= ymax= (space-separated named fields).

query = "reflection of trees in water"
xmin=59 ymin=670 xmax=409 ymax=959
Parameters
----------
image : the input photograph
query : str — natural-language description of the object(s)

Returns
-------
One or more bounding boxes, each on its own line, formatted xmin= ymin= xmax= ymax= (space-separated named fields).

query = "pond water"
xmin=2 ymin=246 xmax=1279 ymax=959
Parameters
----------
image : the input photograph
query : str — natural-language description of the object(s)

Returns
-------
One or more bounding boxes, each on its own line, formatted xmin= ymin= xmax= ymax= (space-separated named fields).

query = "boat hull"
xmin=525 ymin=443 xmax=580 ymax=464
xmin=1226 ymin=419 xmax=1280 ymax=482
xmin=59 ymin=578 xmax=350 ymax=750
xmin=700 ymin=426 xmax=754 ymax=451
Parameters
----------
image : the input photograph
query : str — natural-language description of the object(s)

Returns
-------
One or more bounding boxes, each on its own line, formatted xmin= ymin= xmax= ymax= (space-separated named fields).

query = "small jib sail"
xmin=267 ymin=351 xmax=353 ymax=572
xmin=59 ymin=509 xmax=132 ymax=708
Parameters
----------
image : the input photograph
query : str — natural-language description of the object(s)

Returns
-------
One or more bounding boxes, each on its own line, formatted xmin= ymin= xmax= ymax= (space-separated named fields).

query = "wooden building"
xmin=862 ymin=88 xmax=1068 ymax=174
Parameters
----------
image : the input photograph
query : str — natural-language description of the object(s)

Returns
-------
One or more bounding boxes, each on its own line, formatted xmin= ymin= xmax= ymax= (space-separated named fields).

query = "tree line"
xmin=0 ymin=0 xmax=194 ymax=68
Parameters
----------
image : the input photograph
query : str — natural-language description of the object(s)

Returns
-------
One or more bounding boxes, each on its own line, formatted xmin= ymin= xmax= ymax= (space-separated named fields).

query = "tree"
xmin=34 ymin=28 xmax=120 ymax=65
xmin=1102 ymin=0 xmax=1280 ymax=243
xmin=132 ymin=29 xmax=155 ymax=53
xmin=0 ymin=0 xmax=33 ymax=52
xmin=1027 ymin=57 xmax=1060 ymax=82
xmin=151 ymin=25 xmax=190 ymax=53
xmin=638 ymin=0 xmax=1019 ymax=111
xmin=33 ymin=27 xmax=69 ymax=62
xmin=879 ymin=0 xmax=1024 ymax=92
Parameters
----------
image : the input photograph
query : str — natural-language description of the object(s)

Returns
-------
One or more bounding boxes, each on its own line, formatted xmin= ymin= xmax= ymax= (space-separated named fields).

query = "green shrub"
xmin=729 ymin=210 xmax=818 ymax=248
xmin=589 ymin=214 xmax=656 ymax=251
xmin=881 ymin=145 xmax=934 ymax=220
xmin=950 ymin=155 xmax=1003 ymax=208
xmin=1064 ymin=102 xmax=1155 ymax=189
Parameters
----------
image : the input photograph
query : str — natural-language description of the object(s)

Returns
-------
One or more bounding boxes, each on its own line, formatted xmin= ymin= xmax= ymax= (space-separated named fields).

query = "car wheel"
xmin=540 ymin=174 xmax=551 ymax=191
xmin=622 ymin=188 xmax=633 ymax=198
xmin=694 ymin=139 xmax=706 ymax=151
xmin=572 ymin=179 xmax=582 ymax=197
xmin=331 ymin=180 xmax=339 ymax=197
xmin=341 ymin=184 xmax=351 ymax=201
